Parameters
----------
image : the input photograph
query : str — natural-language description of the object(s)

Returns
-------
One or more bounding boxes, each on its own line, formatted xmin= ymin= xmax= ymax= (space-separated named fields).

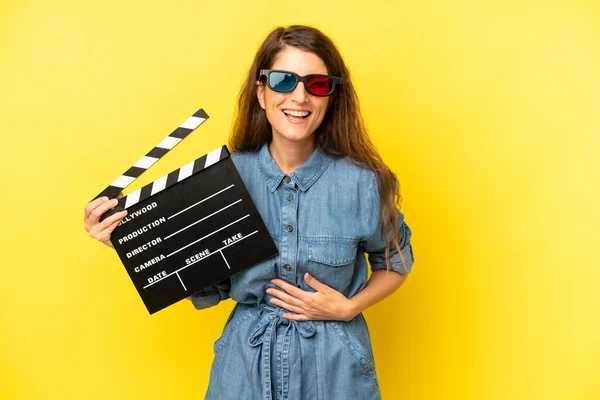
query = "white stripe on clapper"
xmin=179 ymin=116 xmax=204 ymax=130
xmin=178 ymin=160 xmax=194 ymax=181
xmin=156 ymin=136 xmax=182 ymax=150
xmin=124 ymin=188 xmax=141 ymax=208
xmin=133 ymin=156 xmax=158 ymax=169
xmin=204 ymin=147 xmax=222 ymax=168
xmin=151 ymin=175 xmax=168 ymax=196
xmin=111 ymin=175 xmax=136 ymax=188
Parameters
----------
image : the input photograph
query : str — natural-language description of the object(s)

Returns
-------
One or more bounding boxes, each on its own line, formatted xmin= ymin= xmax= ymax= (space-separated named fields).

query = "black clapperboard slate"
xmin=93 ymin=109 xmax=278 ymax=314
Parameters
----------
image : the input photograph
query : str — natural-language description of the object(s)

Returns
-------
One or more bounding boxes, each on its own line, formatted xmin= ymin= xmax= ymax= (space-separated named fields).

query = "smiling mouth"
xmin=282 ymin=110 xmax=311 ymax=119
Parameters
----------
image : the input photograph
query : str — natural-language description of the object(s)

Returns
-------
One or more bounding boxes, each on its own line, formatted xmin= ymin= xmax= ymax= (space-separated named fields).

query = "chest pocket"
xmin=305 ymin=238 xmax=358 ymax=294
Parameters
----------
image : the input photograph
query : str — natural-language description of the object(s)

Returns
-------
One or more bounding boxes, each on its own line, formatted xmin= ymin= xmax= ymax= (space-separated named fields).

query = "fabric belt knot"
xmin=247 ymin=304 xmax=316 ymax=399
xmin=248 ymin=304 xmax=316 ymax=346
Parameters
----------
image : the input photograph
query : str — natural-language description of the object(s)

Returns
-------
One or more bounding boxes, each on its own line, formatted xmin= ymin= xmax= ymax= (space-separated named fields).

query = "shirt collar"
xmin=257 ymin=142 xmax=332 ymax=192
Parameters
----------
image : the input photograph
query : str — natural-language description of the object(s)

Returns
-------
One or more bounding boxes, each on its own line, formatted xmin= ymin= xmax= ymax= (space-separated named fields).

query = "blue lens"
xmin=269 ymin=72 xmax=297 ymax=92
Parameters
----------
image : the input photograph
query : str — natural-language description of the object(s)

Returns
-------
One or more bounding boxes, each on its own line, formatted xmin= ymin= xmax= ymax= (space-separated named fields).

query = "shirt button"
xmin=279 ymin=353 xmax=283 ymax=359
xmin=286 ymin=225 xmax=293 ymax=232
xmin=284 ymin=176 xmax=291 ymax=183
xmin=287 ymin=194 xmax=294 ymax=201
xmin=284 ymin=264 xmax=291 ymax=271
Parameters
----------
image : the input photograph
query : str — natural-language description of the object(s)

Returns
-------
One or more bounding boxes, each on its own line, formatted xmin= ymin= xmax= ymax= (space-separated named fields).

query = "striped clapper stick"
xmin=94 ymin=109 xmax=278 ymax=315
xmin=93 ymin=109 xmax=209 ymax=202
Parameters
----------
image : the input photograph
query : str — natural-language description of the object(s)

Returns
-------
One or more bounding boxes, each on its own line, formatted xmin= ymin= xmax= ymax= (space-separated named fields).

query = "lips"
xmin=282 ymin=109 xmax=311 ymax=118
xmin=282 ymin=110 xmax=311 ymax=124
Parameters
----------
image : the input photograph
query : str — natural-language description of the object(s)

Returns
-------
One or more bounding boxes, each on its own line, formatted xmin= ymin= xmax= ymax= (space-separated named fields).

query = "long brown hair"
xmin=229 ymin=25 xmax=408 ymax=274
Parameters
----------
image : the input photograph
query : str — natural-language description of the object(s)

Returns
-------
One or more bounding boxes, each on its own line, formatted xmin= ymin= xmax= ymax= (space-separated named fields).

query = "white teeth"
xmin=283 ymin=109 xmax=310 ymax=117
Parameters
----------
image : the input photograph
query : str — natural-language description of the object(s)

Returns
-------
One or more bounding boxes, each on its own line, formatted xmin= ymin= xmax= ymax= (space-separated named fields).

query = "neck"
xmin=268 ymin=136 xmax=316 ymax=175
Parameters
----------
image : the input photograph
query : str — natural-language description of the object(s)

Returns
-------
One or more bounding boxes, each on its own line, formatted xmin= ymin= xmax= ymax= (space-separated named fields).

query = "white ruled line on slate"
xmin=168 ymin=184 xmax=235 ymax=220
xmin=165 ymin=214 xmax=250 ymax=258
xmin=176 ymin=272 xmax=187 ymax=290
xmin=164 ymin=199 xmax=242 ymax=240
xmin=142 ymin=229 xmax=259 ymax=289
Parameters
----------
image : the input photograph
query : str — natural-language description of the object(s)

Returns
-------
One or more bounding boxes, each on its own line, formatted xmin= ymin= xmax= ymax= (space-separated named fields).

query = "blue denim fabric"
xmin=196 ymin=142 xmax=415 ymax=399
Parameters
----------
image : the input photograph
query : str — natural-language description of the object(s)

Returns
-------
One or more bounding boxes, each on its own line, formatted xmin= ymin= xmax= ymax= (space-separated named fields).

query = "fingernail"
xmin=102 ymin=196 xmax=108 ymax=201
xmin=112 ymin=199 xmax=118 ymax=205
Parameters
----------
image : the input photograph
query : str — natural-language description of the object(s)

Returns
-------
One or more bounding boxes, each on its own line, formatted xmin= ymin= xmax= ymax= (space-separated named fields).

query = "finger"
xmin=93 ymin=218 xmax=121 ymax=243
xmin=115 ymin=192 xmax=124 ymax=199
xmin=95 ymin=210 xmax=127 ymax=233
xmin=87 ymin=198 xmax=120 ymax=225
xmin=271 ymin=279 xmax=308 ymax=301
xmin=282 ymin=312 xmax=310 ymax=321
xmin=269 ymin=297 xmax=304 ymax=314
xmin=85 ymin=199 xmax=119 ymax=231
xmin=89 ymin=210 xmax=124 ymax=237
xmin=303 ymin=273 xmax=330 ymax=293
xmin=84 ymin=196 xmax=108 ymax=219
xmin=267 ymin=287 xmax=305 ymax=307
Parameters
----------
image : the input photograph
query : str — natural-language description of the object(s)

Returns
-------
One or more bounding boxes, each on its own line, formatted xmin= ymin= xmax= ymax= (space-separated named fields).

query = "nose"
xmin=289 ymin=81 xmax=309 ymax=103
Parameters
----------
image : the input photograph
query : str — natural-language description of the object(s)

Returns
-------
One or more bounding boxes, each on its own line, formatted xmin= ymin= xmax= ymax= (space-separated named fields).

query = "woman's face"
xmin=256 ymin=47 xmax=330 ymax=147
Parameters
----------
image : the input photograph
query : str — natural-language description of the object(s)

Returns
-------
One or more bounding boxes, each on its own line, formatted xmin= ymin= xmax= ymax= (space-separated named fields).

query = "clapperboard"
xmin=93 ymin=109 xmax=278 ymax=314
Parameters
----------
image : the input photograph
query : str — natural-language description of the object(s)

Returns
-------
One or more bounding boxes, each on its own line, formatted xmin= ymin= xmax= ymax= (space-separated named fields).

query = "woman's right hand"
xmin=84 ymin=193 xmax=128 ymax=249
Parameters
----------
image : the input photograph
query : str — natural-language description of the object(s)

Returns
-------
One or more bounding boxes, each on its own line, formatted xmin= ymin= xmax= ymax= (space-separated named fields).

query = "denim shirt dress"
xmin=191 ymin=142 xmax=415 ymax=400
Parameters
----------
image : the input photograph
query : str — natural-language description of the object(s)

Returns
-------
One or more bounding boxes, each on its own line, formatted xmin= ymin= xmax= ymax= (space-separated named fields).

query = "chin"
xmin=277 ymin=131 xmax=314 ymax=143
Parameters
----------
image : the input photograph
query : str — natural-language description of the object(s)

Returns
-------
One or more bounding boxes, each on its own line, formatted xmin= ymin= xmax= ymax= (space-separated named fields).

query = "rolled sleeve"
xmin=364 ymin=217 xmax=414 ymax=275
xmin=362 ymin=174 xmax=415 ymax=275
xmin=190 ymin=278 xmax=231 ymax=310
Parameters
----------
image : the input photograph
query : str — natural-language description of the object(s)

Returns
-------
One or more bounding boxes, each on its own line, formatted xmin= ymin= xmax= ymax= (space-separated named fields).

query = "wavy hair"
xmin=229 ymin=25 xmax=408 ymax=273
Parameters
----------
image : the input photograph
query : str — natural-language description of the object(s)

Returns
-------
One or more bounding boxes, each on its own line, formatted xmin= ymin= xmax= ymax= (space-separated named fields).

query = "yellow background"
xmin=1 ymin=0 xmax=599 ymax=399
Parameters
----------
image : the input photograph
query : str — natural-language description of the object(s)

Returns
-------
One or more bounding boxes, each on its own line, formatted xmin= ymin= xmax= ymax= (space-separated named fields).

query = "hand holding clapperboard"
xmin=91 ymin=109 xmax=278 ymax=314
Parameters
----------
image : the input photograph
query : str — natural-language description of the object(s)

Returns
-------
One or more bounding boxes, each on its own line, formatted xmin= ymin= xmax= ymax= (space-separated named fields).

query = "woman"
xmin=84 ymin=25 xmax=414 ymax=399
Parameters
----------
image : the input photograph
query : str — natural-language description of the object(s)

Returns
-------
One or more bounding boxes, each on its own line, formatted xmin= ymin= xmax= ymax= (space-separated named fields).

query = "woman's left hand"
xmin=266 ymin=273 xmax=358 ymax=322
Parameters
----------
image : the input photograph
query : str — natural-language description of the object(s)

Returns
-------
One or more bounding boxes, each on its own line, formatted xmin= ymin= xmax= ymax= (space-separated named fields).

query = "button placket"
xmin=279 ymin=176 xmax=298 ymax=284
